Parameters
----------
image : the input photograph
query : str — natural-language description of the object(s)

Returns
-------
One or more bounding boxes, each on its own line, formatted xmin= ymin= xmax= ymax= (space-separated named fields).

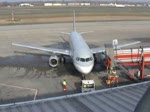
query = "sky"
xmin=1 ymin=0 xmax=150 ymax=2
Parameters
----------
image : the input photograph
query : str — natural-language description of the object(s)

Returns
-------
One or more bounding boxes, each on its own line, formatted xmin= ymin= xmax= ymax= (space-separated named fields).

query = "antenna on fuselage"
xmin=73 ymin=10 xmax=76 ymax=31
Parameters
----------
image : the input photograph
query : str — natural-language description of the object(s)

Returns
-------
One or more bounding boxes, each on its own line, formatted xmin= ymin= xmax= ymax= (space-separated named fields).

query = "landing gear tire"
xmin=60 ymin=57 xmax=65 ymax=64
xmin=82 ymin=75 xmax=86 ymax=80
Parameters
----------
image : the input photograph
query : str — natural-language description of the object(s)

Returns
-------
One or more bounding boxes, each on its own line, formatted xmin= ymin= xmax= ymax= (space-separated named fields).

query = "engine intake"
xmin=49 ymin=55 xmax=59 ymax=67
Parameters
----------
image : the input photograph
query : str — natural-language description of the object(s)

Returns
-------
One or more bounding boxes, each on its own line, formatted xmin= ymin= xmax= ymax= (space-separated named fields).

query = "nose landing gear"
xmin=82 ymin=74 xmax=86 ymax=80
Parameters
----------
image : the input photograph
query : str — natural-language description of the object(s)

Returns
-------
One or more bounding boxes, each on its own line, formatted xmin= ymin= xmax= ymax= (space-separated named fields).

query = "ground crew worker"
xmin=108 ymin=75 xmax=111 ymax=80
xmin=106 ymin=57 xmax=111 ymax=70
xmin=111 ymin=75 xmax=119 ymax=87
xmin=115 ymin=75 xmax=119 ymax=86
xmin=111 ymin=76 xmax=116 ymax=87
xmin=106 ymin=79 xmax=111 ymax=87
xmin=62 ymin=80 xmax=67 ymax=90
xmin=106 ymin=75 xmax=112 ymax=87
xmin=106 ymin=57 xmax=111 ymax=73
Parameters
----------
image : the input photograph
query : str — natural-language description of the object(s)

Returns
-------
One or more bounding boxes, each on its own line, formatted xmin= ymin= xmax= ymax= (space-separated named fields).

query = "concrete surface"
xmin=1 ymin=6 xmax=150 ymax=23
xmin=0 ymin=21 xmax=150 ymax=104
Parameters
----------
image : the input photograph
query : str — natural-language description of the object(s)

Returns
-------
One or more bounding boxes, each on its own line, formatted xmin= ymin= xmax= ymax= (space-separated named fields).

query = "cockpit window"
xmin=90 ymin=57 xmax=93 ymax=61
xmin=80 ymin=58 xmax=85 ymax=62
xmin=86 ymin=58 xmax=90 ymax=62
xmin=76 ymin=57 xmax=93 ymax=62
xmin=86 ymin=57 xmax=93 ymax=62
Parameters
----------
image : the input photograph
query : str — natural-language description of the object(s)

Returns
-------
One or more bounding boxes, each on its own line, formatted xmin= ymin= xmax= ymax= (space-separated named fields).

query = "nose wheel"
xmin=82 ymin=74 xmax=86 ymax=80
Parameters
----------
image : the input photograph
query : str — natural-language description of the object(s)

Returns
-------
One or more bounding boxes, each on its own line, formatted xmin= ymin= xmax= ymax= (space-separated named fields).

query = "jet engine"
xmin=49 ymin=55 xmax=59 ymax=67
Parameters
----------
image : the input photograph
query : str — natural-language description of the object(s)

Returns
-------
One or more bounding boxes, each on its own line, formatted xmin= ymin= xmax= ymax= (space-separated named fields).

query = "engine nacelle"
xmin=49 ymin=55 xmax=59 ymax=67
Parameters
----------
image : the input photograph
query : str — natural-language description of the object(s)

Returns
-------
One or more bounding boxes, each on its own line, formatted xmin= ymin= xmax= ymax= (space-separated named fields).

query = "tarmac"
xmin=0 ymin=21 xmax=150 ymax=104
xmin=1 ymin=6 xmax=150 ymax=26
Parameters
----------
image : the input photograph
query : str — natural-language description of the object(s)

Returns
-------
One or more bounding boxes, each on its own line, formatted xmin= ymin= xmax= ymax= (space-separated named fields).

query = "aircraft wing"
xmin=91 ymin=47 xmax=105 ymax=54
xmin=91 ymin=41 xmax=140 ymax=54
xmin=12 ymin=43 xmax=70 ymax=55
xmin=116 ymin=41 xmax=141 ymax=49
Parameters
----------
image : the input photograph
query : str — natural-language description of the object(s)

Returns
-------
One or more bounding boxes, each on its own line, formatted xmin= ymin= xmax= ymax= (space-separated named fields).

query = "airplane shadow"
xmin=4 ymin=41 xmax=109 ymax=79
xmin=0 ymin=52 xmax=81 ymax=79
xmin=0 ymin=54 xmax=105 ymax=79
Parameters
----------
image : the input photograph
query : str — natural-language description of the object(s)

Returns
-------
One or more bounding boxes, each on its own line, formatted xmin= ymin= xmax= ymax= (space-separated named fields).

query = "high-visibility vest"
xmin=63 ymin=81 xmax=66 ymax=85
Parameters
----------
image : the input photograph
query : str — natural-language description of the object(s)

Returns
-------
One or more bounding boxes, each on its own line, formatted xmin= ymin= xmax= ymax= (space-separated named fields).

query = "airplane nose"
xmin=75 ymin=64 xmax=94 ymax=74
xmin=81 ymin=67 xmax=92 ymax=74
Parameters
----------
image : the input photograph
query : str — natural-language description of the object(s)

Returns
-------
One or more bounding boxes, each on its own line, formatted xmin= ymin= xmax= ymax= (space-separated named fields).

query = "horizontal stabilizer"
xmin=80 ymin=31 xmax=94 ymax=35
xmin=60 ymin=32 xmax=70 ymax=35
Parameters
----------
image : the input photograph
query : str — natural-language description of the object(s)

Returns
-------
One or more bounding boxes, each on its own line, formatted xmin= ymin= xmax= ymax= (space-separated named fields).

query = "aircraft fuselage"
xmin=69 ymin=31 xmax=94 ymax=74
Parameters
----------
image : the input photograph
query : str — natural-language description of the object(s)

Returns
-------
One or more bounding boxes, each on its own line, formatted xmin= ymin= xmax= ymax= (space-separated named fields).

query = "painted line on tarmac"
xmin=0 ymin=83 xmax=38 ymax=100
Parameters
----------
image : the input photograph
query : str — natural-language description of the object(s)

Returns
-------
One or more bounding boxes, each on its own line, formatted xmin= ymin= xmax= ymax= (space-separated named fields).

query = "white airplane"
xmin=12 ymin=12 xmax=140 ymax=75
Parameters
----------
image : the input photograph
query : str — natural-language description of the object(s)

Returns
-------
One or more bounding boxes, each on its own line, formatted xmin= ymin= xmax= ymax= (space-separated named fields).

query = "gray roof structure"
xmin=0 ymin=81 xmax=150 ymax=112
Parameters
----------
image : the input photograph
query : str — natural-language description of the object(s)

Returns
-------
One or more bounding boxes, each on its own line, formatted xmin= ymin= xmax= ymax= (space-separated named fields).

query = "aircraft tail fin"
xmin=73 ymin=10 xmax=76 ymax=31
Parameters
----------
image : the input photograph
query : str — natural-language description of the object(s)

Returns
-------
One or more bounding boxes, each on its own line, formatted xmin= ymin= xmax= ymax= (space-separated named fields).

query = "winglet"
xmin=73 ymin=10 xmax=76 ymax=31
